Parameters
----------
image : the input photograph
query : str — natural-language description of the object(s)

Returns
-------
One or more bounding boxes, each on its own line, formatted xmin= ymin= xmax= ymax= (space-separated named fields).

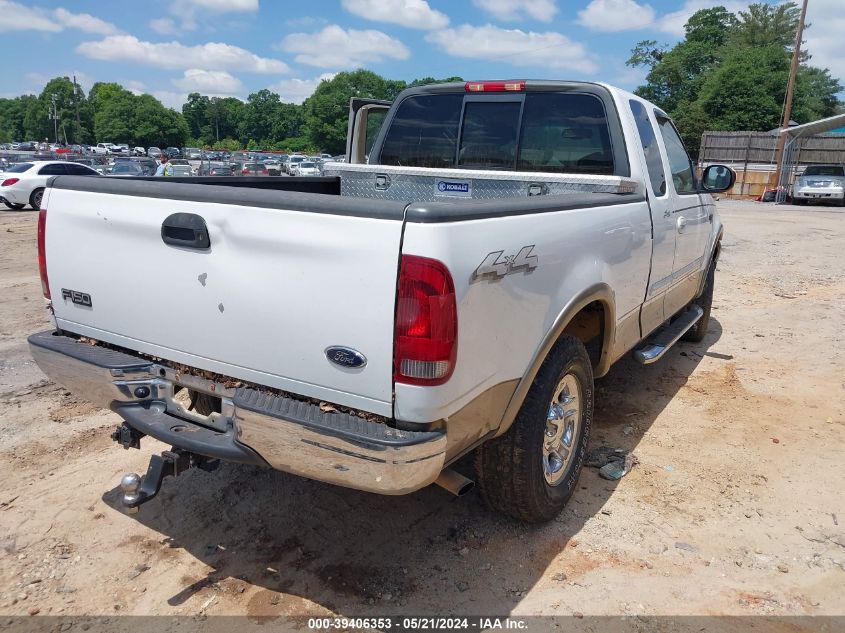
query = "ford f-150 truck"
xmin=29 ymin=80 xmax=734 ymax=523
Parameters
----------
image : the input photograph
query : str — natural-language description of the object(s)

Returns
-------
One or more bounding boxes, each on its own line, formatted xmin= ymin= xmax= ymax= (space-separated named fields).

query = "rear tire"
xmin=475 ymin=336 xmax=593 ymax=523
xmin=682 ymin=259 xmax=715 ymax=343
xmin=3 ymin=201 xmax=25 ymax=210
xmin=29 ymin=188 xmax=44 ymax=210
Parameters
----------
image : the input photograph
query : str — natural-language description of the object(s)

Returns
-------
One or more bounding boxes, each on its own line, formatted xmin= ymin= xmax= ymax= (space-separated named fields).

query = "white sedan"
xmin=1 ymin=161 xmax=100 ymax=210
xmin=293 ymin=161 xmax=320 ymax=176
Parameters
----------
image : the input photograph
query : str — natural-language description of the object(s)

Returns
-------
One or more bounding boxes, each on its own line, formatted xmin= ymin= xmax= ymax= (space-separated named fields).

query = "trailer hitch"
xmin=120 ymin=449 xmax=219 ymax=513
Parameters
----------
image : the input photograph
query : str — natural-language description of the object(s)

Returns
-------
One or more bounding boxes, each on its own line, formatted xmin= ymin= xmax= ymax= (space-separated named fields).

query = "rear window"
xmin=803 ymin=165 xmax=844 ymax=177
xmin=379 ymin=92 xmax=615 ymax=174
xmin=6 ymin=162 xmax=34 ymax=173
xmin=300 ymin=162 xmax=315 ymax=168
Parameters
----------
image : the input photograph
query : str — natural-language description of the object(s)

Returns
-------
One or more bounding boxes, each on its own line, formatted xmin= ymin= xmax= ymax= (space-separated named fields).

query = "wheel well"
xmin=562 ymin=301 xmax=605 ymax=370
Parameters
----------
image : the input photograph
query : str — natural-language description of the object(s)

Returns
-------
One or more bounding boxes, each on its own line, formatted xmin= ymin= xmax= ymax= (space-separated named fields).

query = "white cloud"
xmin=150 ymin=91 xmax=189 ymax=110
xmin=270 ymin=73 xmax=338 ymax=104
xmin=183 ymin=0 xmax=258 ymax=10
xmin=124 ymin=80 xmax=147 ymax=95
xmin=426 ymin=24 xmax=598 ymax=73
xmin=805 ymin=0 xmax=845 ymax=84
xmin=578 ymin=0 xmax=655 ymax=32
xmin=656 ymin=0 xmax=745 ymax=36
xmin=169 ymin=0 xmax=258 ymax=31
xmin=150 ymin=18 xmax=180 ymax=35
xmin=341 ymin=0 xmax=449 ymax=30
xmin=471 ymin=0 xmax=557 ymax=22
xmin=281 ymin=25 xmax=410 ymax=69
xmin=0 ymin=1 xmax=120 ymax=34
xmin=53 ymin=7 xmax=120 ymax=35
xmin=78 ymin=35 xmax=290 ymax=74
xmin=172 ymin=69 xmax=244 ymax=93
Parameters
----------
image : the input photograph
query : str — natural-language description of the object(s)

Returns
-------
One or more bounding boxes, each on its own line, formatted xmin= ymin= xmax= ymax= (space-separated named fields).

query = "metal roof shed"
xmin=776 ymin=113 xmax=845 ymax=202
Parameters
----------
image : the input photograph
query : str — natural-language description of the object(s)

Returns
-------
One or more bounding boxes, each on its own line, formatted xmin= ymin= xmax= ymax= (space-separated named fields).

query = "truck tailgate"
xmin=44 ymin=179 xmax=406 ymax=416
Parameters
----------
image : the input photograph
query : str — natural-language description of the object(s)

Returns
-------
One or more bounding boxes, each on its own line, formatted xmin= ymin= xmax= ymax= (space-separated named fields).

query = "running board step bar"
xmin=633 ymin=305 xmax=704 ymax=365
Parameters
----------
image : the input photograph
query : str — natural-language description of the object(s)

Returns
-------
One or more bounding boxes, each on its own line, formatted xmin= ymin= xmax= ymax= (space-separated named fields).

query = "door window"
xmin=656 ymin=116 xmax=696 ymax=194
xmin=629 ymin=100 xmax=666 ymax=196
xmin=65 ymin=164 xmax=99 ymax=175
xmin=38 ymin=164 xmax=67 ymax=176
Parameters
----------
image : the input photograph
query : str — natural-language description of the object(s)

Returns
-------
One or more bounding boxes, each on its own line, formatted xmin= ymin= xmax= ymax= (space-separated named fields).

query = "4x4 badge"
xmin=472 ymin=246 xmax=538 ymax=280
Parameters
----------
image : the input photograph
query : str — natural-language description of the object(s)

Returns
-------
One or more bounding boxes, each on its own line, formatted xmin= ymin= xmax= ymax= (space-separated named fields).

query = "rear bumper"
xmin=794 ymin=187 xmax=844 ymax=200
xmin=28 ymin=330 xmax=447 ymax=495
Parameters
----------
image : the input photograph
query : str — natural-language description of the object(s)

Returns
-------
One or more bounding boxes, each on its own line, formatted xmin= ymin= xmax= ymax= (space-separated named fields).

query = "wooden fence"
xmin=697 ymin=131 xmax=845 ymax=199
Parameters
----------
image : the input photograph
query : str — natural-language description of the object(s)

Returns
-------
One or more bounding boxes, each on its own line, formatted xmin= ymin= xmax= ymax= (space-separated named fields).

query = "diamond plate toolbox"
xmin=323 ymin=163 xmax=639 ymax=202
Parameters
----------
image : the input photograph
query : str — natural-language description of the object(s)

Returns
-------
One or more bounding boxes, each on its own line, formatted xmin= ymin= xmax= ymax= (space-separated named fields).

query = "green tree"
xmin=206 ymin=97 xmax=245 ymax=144
xmin=182 ymin=92 xmax=210 ymax=140
xmin=304 ymin=70 xmax=406 ymax=154
xmin=628 ymin=3 xmax=842 ymax=153
xmin=239 ymin=89 xmax=281 ymax=146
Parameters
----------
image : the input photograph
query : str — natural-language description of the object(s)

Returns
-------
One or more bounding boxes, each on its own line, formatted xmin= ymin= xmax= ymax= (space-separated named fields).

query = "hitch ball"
xmin=120 ymin=473 xmax=142 ymax=514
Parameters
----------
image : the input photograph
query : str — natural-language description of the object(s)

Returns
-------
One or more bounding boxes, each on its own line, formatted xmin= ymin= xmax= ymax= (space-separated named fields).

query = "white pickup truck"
xmin=29 ymin=80 xmax=734 ymax=522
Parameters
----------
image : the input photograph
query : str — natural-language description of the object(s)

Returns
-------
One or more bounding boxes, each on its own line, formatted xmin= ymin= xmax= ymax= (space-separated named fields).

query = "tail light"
xmin=37 ymin=209 xmax=50 ymax=299
xmin=2 ymin=178 xmax=19 ymax=187
xmin=465 ymin=80 xmax=525 ymax=92
xmin=242 ymin=169 xmax=251 ymax=175
xmin=394 ymin=255 xmax=457 ymax=386
xmin=262 ymin=169 xmax=269 ymax=175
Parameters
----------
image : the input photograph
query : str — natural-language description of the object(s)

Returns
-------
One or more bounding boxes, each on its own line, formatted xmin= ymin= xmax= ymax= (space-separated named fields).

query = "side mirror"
xmin=701 ymin=164 xmax=735 ymax=193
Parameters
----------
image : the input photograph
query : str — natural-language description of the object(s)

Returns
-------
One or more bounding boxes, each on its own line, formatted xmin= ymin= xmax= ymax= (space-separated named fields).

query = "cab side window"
xmin=629 ymin=100 xmax=666 ymax=196
xmin=656 ymin=115 xmax=696 ymax=195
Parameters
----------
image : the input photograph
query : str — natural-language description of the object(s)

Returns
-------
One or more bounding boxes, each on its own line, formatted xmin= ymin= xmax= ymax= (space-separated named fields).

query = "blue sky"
xmin=0 ymin=0 xmax=841 ymax=108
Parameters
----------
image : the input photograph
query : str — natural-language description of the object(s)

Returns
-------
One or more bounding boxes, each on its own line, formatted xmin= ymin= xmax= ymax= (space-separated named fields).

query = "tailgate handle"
xmin=161 ymin=213 xmax=211 ymax=250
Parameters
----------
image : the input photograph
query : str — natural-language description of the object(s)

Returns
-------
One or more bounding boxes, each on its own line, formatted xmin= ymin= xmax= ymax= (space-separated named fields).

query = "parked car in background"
xmin=93 ymin=143 xmax=112 ymax=155
xmin=285 ymin=155 xmax=307 ymax=174
xmin=108 ymin=162 xmax=148 ymax=177
xmin=320 ymin=153 xmax=333 ymax=160
xmin=184 ymin=148 xmax=202 ymax=160
xmin=110 ymin=157 xmax=158 ymax=176
xmin=238 ymin=162 xmax=268 ymax=176
xmin=793 ymin=164 xmax=845 ymax=206
xmin=168 ymin=164 xmax=193 ymax=177
xmin=264 ymin=159 xmax=282 ymax=175
xmin=0 ymin=161 xmax=99 ymax=209
xmin=133 ymin=147 xmax=146 ymax=156
xmin=17 ymin=141 xmax=37 ymax=151
xmin=165 ymin=147 xmax=182 ymax=159
xmin=147 ymin=147 xmax=163 ymax=159
xmin=198 ymin=163 xmax=234 ymax=176
xmin=292 ymin=161 xmax=319 ymax=176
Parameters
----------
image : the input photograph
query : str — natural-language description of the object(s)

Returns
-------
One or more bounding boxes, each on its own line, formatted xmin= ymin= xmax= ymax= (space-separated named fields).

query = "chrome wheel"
xmin=31 ymin=189 xmax=43 ymax=209
xmin=543 ymin=373 xmax=582 ymax=486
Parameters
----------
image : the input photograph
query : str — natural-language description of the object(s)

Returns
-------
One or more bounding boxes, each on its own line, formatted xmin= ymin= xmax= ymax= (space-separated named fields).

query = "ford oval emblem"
xmin=325 ymin=346 xmax=367 ymax=369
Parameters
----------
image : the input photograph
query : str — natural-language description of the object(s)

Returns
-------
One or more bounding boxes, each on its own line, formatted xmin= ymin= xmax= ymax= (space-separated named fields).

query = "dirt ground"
xmin=0 ymin=200 xmax=843 ymax=621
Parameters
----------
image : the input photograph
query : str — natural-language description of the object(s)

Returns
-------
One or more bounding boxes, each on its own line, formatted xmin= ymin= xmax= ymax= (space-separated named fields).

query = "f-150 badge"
xmin=472 ymin=246 xmax=538 ymax=280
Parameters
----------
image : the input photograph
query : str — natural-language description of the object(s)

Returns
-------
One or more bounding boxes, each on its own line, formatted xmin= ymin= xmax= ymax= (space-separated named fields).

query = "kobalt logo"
xmin=437 ymin=181 xmax=469 ymax=193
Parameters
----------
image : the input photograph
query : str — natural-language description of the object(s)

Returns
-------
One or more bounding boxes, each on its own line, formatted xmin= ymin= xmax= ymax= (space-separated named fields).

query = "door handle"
xmin=676 ymin=216 xmax=687 ymax=233
xmin=161 ymin=213 xmax=211 ymax=250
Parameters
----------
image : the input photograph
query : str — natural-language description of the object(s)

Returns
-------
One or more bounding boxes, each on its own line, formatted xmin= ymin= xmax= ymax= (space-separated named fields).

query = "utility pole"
xmin=73 ymin=74 xmax=82 ymax=143
xmin=50 ymin=94 xmax=59 ymax=144
xmin=772 ymin=0 xmax=809 ymax=191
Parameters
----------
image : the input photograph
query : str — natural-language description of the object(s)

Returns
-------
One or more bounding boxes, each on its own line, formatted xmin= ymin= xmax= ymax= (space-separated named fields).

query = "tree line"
xmin=627 ymin=2 xmax=842 ymax=155
xmin=0 ymin=3 xmax=840 ymax=157
xmin=0 ymin=71 xmax=460 ymax=155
